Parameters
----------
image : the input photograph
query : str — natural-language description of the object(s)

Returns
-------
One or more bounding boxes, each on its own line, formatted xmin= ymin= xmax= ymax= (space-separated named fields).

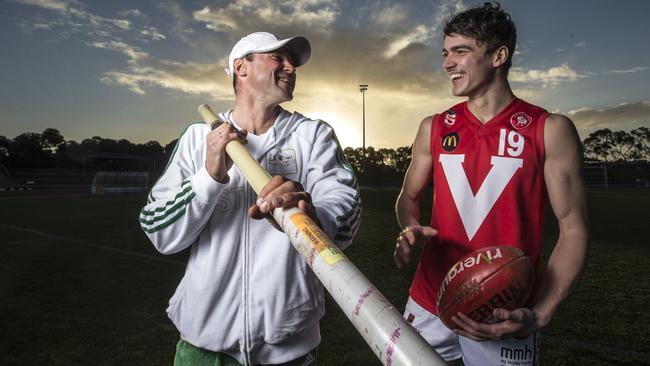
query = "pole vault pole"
xmin=198 ymin=104 xmax=445 ymax=366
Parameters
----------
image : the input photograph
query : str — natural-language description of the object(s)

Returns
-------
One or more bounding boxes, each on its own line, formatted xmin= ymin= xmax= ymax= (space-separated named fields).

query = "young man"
xmin=140 ymin=32 xmax=361 ymax=366
xmin=394 ymin=3 xmax=588 ymax=365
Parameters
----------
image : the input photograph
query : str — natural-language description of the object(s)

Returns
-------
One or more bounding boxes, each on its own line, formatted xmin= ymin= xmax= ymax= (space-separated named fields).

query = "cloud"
xmin=28 ymin=21 xmax=54 ymax=31
xmin=510 ymin=63 xmax=588 ymax=87
xmin=11 ymin=0 xmax=72 ymax=11
xmin=430 ymin=0 xmax=465 ymax=38
xmin=89 ymin=41 xmax=231 ymax=100
xmin=186 ymin=1 xmax=452 ymax=99
xmin=12 ymin=0 xmax=165 ymax=41
xmin=20 ymin=0 xmax=594 ymax=143
xmin=89 ymin=40 xmax=148 ymax=61
xmin=383 ymin=25 xmax=430 ymax=58
xmin=182 ymin=0 xmax=468 ymax=147
xmin=605 ymin=66 xmax=648 ymax=75
xmin=12 ymin=0 xmax=234 ymax=101
xmin=9 ymin=0 xmax=457 ymax=104
xmin=116 ymin=0 xmax=455 ymax=137
xmin=513 ymin=46 xmax=530 ymax=56
xmin=373 ymin=4 xmax=407 ymax=26
xmin=119 ymin=9 xmax=150 ymax=22
xmin=158 ymin=0 xmax=195 ymax=43
xmin=568 ymin=101 xmax=650 ymax=132
xmin=193 ymin=0 xmax=339 ymax=35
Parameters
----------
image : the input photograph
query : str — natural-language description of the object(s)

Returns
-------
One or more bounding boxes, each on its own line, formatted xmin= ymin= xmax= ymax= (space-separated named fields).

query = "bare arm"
xmin=453 ymin=113 xmax=589 ymax=340
xmin=394 ymin=116 xmax=438 ymax=268
xmin=533 ymin=113 xmax=589 ymax=327
xmin=396 ymin=116 xmax=434 ymax=227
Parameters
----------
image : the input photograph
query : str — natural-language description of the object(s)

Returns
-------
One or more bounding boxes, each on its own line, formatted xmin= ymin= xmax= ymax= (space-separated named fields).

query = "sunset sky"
xmin=2 ymin=0 xmax=649 ymax=149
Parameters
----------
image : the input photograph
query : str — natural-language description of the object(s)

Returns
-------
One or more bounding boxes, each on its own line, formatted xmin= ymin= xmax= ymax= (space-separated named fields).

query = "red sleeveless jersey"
xmin=410 ymin=98 xmax=549 ymax=315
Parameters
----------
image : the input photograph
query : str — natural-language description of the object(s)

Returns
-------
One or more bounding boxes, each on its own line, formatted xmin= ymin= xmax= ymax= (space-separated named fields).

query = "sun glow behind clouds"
xmin=286 ymin=81 xmax=461 ymax=149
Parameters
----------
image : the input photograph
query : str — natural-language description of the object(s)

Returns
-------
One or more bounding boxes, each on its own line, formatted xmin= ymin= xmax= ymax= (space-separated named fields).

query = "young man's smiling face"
xmin=442 ymin=34 xmax=498 ymax=98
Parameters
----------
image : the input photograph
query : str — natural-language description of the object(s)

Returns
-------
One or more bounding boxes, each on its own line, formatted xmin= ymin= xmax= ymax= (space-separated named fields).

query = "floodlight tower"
xmin=359 ymin=84 xmax=368 ymax=168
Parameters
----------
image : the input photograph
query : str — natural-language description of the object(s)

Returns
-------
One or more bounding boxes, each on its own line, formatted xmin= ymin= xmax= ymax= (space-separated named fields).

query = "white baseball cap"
xmin=225 ymin=32 xmax=311 ymax=78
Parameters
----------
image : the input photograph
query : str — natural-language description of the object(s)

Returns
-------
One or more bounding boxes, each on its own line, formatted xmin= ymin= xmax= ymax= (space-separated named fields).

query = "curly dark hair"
xmin=443 ymin=2 xmax=517 ymax=71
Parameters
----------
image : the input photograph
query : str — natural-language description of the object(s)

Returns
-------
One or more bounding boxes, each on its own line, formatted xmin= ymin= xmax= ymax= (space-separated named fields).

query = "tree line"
xmin=0 ymin=128 xmax=173 ymax=171
xmin=1 ymin=127 xmax=648 ymax=175
xmin=583 ymin=127 xmax=649 ymax=163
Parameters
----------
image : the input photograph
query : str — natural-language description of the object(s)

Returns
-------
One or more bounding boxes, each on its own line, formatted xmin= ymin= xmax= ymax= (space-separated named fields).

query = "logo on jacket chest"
xmin=267 ymin=148 xmax=298 ymax=175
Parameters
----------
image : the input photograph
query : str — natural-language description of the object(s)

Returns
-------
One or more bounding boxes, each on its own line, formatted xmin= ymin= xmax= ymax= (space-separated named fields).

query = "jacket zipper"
xmin=230 ymin=108 xmax=252 ymax=366
xmin=242 ymin=184 xmax=252 ymax=366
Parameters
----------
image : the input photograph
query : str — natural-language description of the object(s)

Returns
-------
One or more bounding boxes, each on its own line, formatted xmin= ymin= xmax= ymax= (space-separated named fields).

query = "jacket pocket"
xmin=263 ymin=270 xmax=325 ymax=344
xmin=166 ymin=274 xmax=188 ymax=318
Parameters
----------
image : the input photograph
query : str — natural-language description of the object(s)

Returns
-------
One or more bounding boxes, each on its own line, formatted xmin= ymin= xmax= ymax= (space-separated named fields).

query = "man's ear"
xmin=492 ymin=45 xmax=509 ymax=68
xmin=234 ymin=58 xmax=247 ymax=77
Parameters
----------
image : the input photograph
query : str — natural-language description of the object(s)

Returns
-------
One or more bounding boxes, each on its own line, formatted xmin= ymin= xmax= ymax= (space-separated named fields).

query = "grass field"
xmin=1 ymin=188 xmax=649 ymax=365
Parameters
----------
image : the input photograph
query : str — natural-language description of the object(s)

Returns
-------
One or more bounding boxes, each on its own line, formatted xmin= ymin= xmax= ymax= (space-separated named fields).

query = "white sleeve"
xmin=304 ymin=121 xmax=361 ymax=250
xmin=139 ymin=123 xmax=224 ymax=254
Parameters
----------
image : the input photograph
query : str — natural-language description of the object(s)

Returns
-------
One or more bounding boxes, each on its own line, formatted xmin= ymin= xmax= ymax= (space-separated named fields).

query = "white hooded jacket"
xmin=139 ymin=108 xmax=361 ymax=365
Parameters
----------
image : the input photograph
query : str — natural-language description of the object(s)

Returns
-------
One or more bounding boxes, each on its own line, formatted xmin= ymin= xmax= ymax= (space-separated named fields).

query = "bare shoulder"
xmin=545 ymin=113 xmax=578 ymax=138
xmin=413 ymin=115 xmax=436 ymax=153
xmin=415 ymin=115 xmax=436 ymax=141
xmin=544 ymin=113 xmax=581 ymax=158
xmin=422 ymin=114 xmax=435 ymax=124
xmin=418 ymin=114 xmax=435 ymax=131
xmin=401 ymin=115 xmax=436 ymax=195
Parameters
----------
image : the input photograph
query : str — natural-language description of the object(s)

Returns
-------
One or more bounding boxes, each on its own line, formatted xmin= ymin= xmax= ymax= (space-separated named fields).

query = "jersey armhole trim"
xmin=536 ymin=111 xmax=549 ymax=170
xmin=429 ymin=114 xmax=441 ymax=157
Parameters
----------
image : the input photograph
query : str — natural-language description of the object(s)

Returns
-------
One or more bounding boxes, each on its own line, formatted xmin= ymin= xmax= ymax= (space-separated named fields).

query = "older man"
xmin=140 ymin=32 xmax=361 ymax=366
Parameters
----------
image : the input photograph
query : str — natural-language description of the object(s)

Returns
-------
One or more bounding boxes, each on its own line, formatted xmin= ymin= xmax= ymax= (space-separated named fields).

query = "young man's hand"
xmin=450 ymin=307 xmax=542 ymax=341
xmin=393 ymin=225 xmax=438 ymax=268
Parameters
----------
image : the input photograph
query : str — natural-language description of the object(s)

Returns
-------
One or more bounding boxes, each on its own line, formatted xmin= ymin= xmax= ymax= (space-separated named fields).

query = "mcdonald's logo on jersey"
xmin=442 ymin=132 xmax=459 ymax=151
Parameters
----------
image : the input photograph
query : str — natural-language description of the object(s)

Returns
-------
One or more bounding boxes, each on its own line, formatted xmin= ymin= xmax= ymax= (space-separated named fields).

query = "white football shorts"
xmin=403 ymin=296 xmax=541 ymax=365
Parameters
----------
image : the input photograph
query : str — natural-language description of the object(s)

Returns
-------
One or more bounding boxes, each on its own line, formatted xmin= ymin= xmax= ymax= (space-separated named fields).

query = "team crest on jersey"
xmin=267 ymin=148 xmax=297 ymax=175
xmin=510 ymin=112 xmax=532 ymax=130
xmin=444 ymin=110 xmax=456 ymax=126
xmin=442 ymin=132 xmax=459 ymax=151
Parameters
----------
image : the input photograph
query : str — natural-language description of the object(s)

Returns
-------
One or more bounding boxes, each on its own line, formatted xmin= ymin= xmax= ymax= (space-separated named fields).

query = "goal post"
xmin=91 ymin=171 xmax=149 ymax=195
xmin=583 ymin=164 xmax=608 ymax=189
